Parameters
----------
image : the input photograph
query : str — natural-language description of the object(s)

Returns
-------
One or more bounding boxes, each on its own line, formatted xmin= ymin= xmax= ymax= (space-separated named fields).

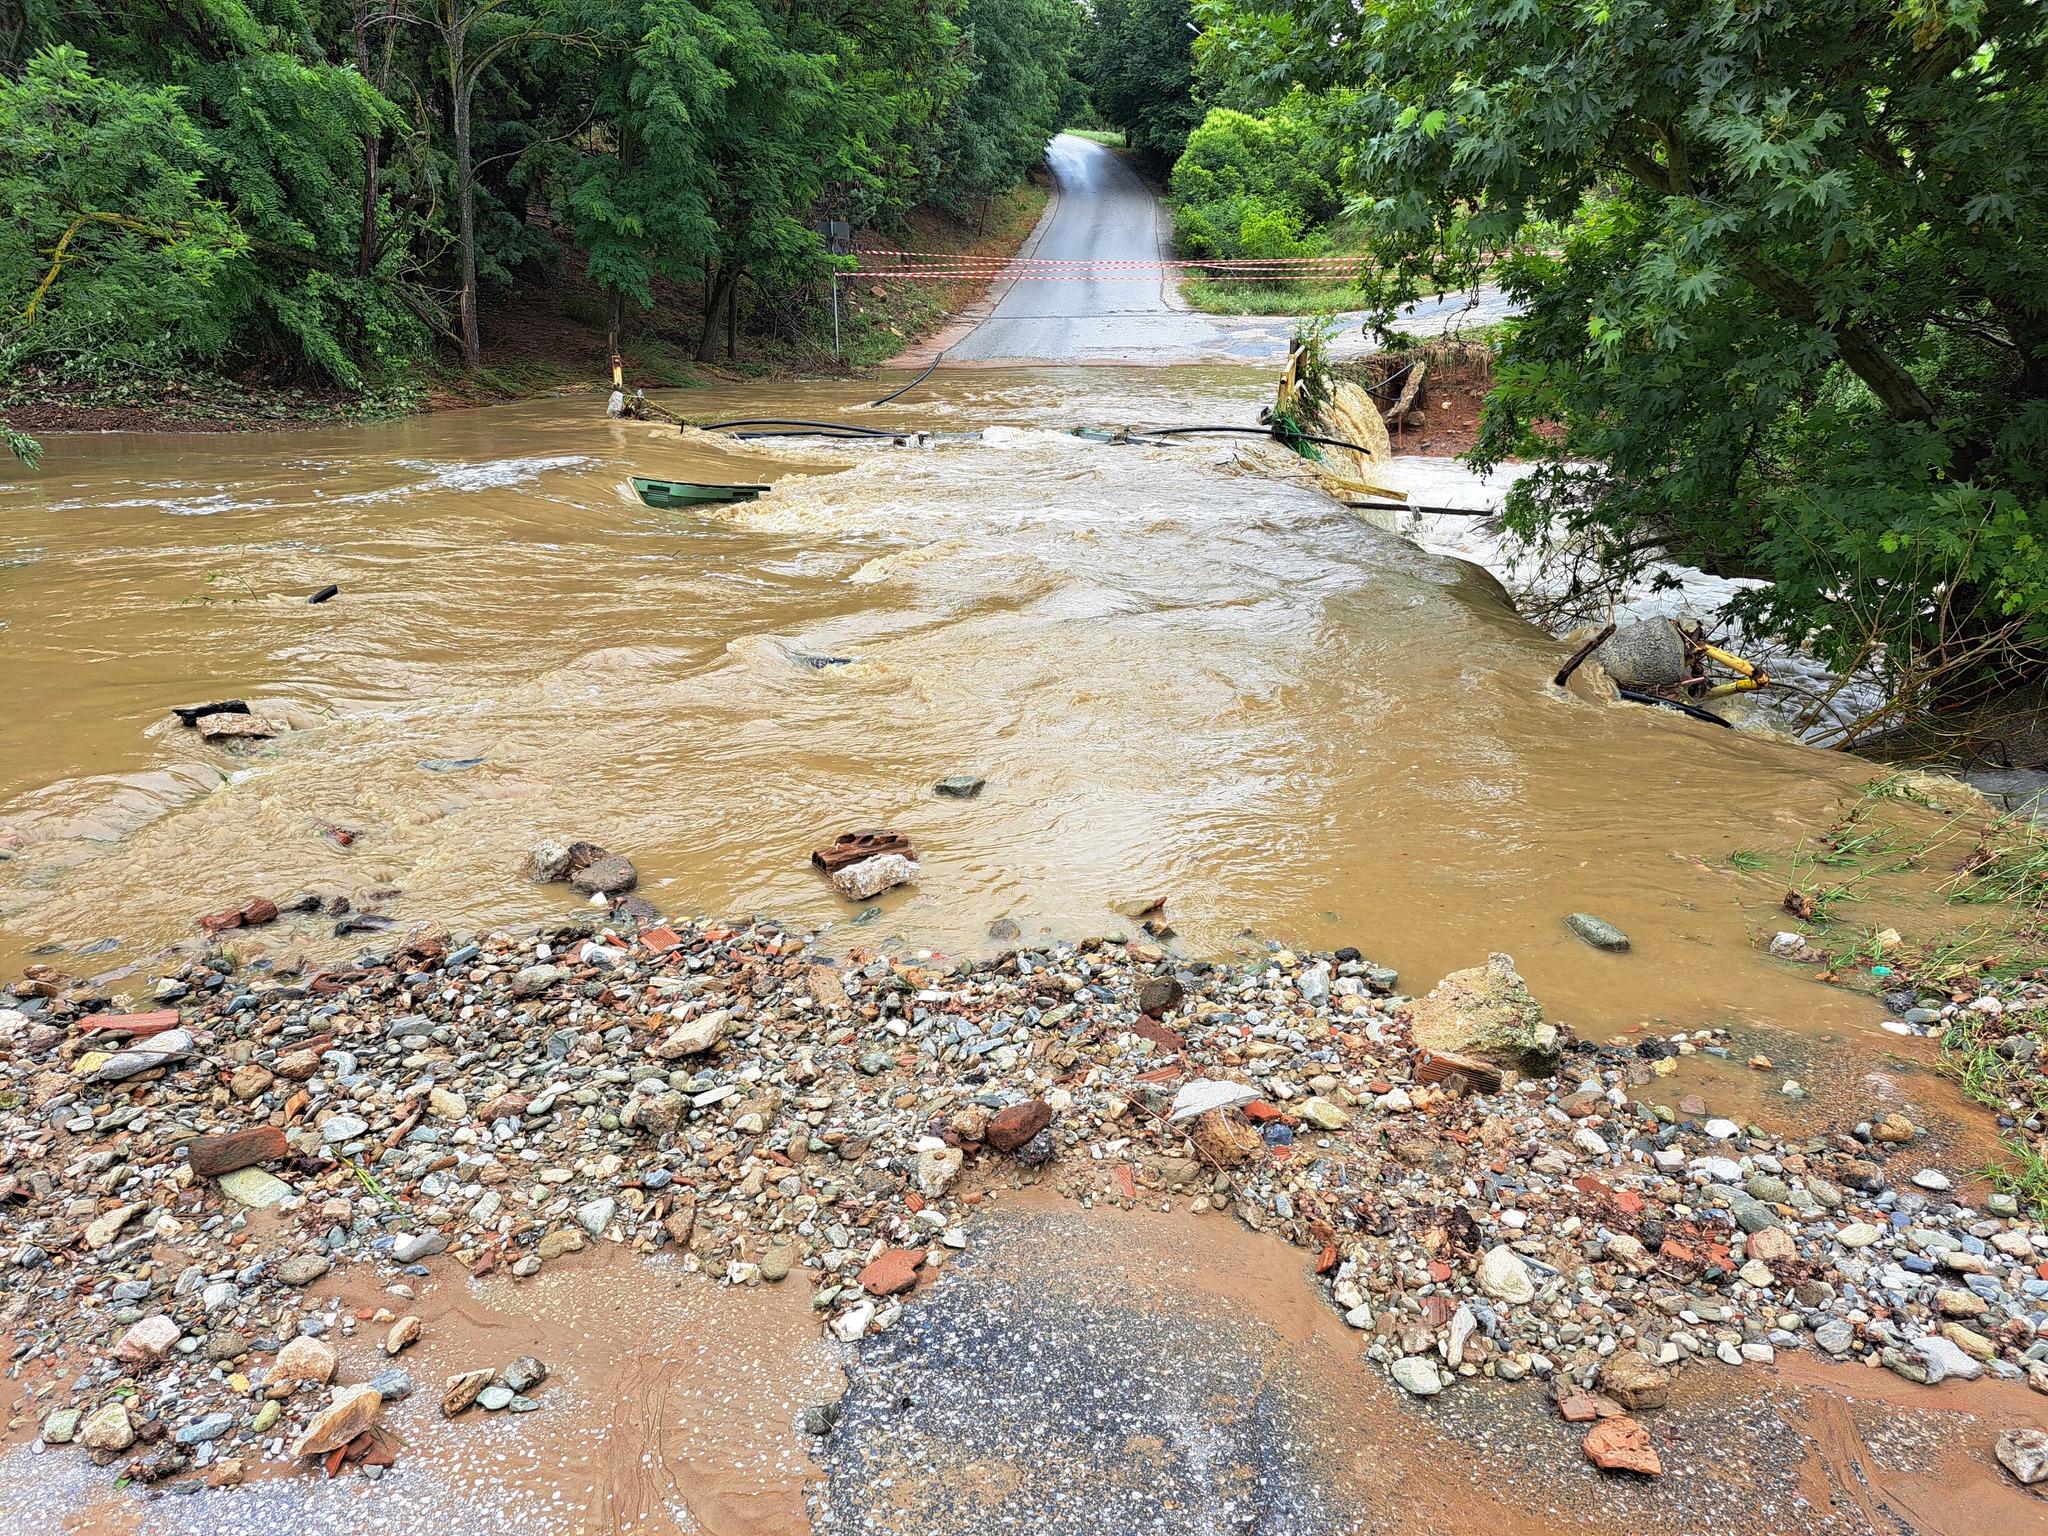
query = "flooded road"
xmin=2 ymin=367 xmax=1899 ymax=1049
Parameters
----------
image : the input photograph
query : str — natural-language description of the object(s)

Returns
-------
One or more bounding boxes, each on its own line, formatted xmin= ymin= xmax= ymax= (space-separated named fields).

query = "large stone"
xmin=1745 ymin=1225 xmax=1798 ymax=1267
xmin=1996 ymin=1427 xmax=2048 ymax=1485
xmin=273 ymin=1335 xmax=337 ymax=1384
xmin=1400 ymin=953 xmax=1562 ymax=1072
xmin=1598 ymin=1351 xmax=1670 ymax=1411
xmin=1389 ymin=1357 xmax=1443 ymax=1396
xmin=828 ymin=854 xmax=918 ymax=901
xmin=577 ymin=1197 xmax=617 ymax=1236
xmin=655 ymin=1010 xmax=729 ymax=1058
xmin=277 ymin=1253 xmax=331 ymax=1287
xmin=570 ymin=855 xmax=638 ymax=896
xmin=1583 ymin=1416 xmax=1663 ymax=1475
xmin=319 ymin=1113 xmax=369 ymax=1144
xmin=1298 ymin=1097 xmax=1349 ymax=1132
xmin=536 ymin=1227 xmax=588 ymax=1261
xmin=187 ymin=1126 xmax=289 ymax=1177
xmin=530 ymin=840 xmax=574 ymax=882
xmin=1136 ymin=976 xmax=1185 ymax=1016
xmin=441 ymin=1368 xmax=495 ymax=1417
xmin=40 ymin=1408 xmax=82 ymax=1445
xmin=217 ymin=1167 xmax=292 ymax=1209
xmin=112 ymin=1315 xmax=182 ymax=1364
xmin=628 ymin=1091 xmax=686 ymax=1134
xmin=1476 ymin=1245 xmax=1537 ymax=1305
xmin=229 ymin=1064 xmax=275 ymax=1102
xmin=986 ymin=1098 xmax=1053 ymax=1153
xmin=1565 ymin=913 xmax=1631 ymax=952
xmin=78 ymin=1402 xmax=134 ymax=1451
xmin=291 ymin=1384 xmax=382 ymax=1457
xmin=915 ymin=1145 xmax=964 ymax=1197
xmin=83 ymin=1203 xmax=143 ymax=1250
xmin=427 ymin=1087 xmax=468 ymax=1120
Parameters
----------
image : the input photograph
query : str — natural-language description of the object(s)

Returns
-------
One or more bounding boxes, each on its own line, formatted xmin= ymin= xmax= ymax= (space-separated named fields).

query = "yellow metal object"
xmin=1694 ymin=642 xmax=1762 ymax=680
xmin=1701 ymin=676 xmax=1767 ymax=700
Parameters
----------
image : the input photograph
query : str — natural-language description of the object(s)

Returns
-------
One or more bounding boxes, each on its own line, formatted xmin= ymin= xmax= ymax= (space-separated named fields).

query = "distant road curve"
xmin=909 ymin=133 xmax=1515 ymax=368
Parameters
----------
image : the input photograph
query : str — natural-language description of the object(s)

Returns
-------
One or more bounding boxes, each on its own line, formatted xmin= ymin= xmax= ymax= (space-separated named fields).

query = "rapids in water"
xmin=1 ymin=368 xmax=1920 ymax=1089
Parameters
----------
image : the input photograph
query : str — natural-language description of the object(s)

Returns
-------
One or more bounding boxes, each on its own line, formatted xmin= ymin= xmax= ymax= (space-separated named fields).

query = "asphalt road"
xmin=943 ymin=134 xmax=1514 ymax=366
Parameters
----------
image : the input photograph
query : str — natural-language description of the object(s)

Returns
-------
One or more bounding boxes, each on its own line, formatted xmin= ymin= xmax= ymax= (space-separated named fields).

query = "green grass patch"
xmin=1061 ymin=127 xmax=1125 ymax=147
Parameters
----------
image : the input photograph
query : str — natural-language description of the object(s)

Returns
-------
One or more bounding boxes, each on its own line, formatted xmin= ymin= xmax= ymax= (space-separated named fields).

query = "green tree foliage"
xmin=0 ymin=0 xmax=1077 ymax=396
xmin=1204 ymin=0 xmax=2048 ymax=711
xmin=1167 ymin=90 xmax=1338 ymax=258
xmin=0 ymin=45 xmax=244 ymax=370
xmin=1084 ymin=0 xmax=1201 ymax=164
xmin=932 ymin=0 xmax=1082 ymax=220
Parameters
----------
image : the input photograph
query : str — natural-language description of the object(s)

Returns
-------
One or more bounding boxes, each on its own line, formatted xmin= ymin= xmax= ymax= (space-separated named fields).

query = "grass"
xmin=1177 ymin=278 xmax=1378 ymax=317
xmin=1709 ymin=768 xmax=2048 ymax=1215
xmin=1061 ymin=127 xmax=1125 ymax=147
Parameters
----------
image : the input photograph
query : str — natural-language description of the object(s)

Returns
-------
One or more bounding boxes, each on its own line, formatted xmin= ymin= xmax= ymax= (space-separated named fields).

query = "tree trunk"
xmin=697 ymin=259 xmax=735 ymax=362
xmin=358 ymin=133 xmax=380 ymax=277
xmin=353 ymin=0 xmax=398 ymax=278
xmin=453 ymin=44 xmax=481 ymax=369
xmin=726 ymin=268 xmax=739 ymax=361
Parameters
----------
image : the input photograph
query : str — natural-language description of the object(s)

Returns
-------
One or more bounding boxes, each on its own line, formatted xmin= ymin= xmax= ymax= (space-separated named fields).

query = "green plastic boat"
xmin=630 ymin=476 xmax=770 ymax=508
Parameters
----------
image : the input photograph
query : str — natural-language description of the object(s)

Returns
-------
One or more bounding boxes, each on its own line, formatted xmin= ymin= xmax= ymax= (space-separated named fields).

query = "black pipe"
xmin=868 ymin=350 xmax=945 ymax=408
xmin=308 ymin=584 xmax=339 ymax=604
xmin=1616 ymin=686 xmax=1735 ymax=728
xmin=694 ymin=418 xmax=900 ymax=437
xmin=1133 ymin=424 xmax=1385 ymax=457
xmin=729 ymin=429 xmax=915 ymax=440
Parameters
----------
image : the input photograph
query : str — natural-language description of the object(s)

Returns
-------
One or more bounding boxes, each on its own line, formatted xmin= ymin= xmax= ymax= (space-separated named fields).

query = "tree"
xmin=931 ymin=0 xmax=1083 ymax=220
xmin=1213 ymin=0 xmax=2048 ymax=720
xmin=0 ymin=45 xmax=244 ymax=370
xmin=1085 ymin=0 xmax=1201 ymax=164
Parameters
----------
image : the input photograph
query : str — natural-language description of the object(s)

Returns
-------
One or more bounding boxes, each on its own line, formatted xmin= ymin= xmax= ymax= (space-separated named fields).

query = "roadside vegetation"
xmin=0 ymin=0 xmax=1085 ymax=457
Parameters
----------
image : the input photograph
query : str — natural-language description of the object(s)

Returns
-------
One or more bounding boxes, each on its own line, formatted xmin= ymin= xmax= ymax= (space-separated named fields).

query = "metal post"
xmin=831 ymin=271 xmax=841 ymax=361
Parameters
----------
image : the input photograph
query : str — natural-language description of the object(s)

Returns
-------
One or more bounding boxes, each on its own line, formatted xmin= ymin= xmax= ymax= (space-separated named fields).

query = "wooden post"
xmin=831 ymin=271 xmax=840 ymax=360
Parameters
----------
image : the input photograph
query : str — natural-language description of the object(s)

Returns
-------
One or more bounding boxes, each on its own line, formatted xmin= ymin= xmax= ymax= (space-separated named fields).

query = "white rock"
xmin=1835 ymin=1222 xmax=1883 ymax=1248
xmin=1704 ymin=1118 xmax=1740 ymax=1139
xmin=1476 ymin=1245 xmax=1536 ymax=1305
xmin=1446 ymin=1304 xmax=1478 ymax=1368
xmin=1571 ymin=1128 xmax=1609 ymax=1157
xmin=1907 ymin=1333 xmax=1984 ymax=1383
xmin=830 ymin=1300 xmax=875 ymax=1342
xmin=1996 ymin=1427 xmax=2048 ymax=1485
xmin=828 ymin=854 xmax=919 ymax=901
xmin=1910 ymin=1169 xmax=1951 ymax=1191
xmin=657 ymin=1009 xmax=730 ymax=1057
xmin=1389 ymin=1356 xmax=1443 ymax=1396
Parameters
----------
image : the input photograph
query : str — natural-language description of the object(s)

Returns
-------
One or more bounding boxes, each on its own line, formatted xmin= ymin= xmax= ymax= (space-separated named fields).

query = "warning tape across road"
xmin=843 ymin=251 xmax=1533 ymax=282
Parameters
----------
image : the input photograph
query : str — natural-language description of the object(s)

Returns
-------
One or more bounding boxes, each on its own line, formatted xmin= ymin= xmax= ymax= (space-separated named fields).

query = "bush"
xmin=1167 ymin=93 xmax=1340 ymax=260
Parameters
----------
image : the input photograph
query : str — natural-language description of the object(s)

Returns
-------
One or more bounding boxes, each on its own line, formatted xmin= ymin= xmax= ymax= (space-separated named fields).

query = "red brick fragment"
xmin=856 ymin=1247 xmax=926 ymax=1297
xmin=187 ymin=1126 xmax=288 ymax=1177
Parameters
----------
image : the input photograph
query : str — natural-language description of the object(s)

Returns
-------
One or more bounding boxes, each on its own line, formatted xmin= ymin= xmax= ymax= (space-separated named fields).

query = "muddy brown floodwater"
xmin=0 ymin=368 xmax=1935 ymax=1077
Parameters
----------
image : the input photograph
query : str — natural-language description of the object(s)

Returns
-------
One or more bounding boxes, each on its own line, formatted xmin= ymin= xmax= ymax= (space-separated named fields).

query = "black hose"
xmin=729 ymin=429 xmax=916 ymax=440
xmin=1616 ymin=686 xmax=1735 ymax=728
xmin=1133 ymin=424 xmax=1384 ymax=457
xmin=867 ymin=351 xmax=944 ymax=408
xmin=308 ymin=584 xmax=339 ymax=604
xmin=693 ymin=418 xmax=900 ymax=437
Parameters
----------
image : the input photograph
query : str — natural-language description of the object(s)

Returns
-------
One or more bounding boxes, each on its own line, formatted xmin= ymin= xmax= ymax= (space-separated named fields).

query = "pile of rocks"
xmin=3 ymin=910 xmax=2045 ymax=1499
